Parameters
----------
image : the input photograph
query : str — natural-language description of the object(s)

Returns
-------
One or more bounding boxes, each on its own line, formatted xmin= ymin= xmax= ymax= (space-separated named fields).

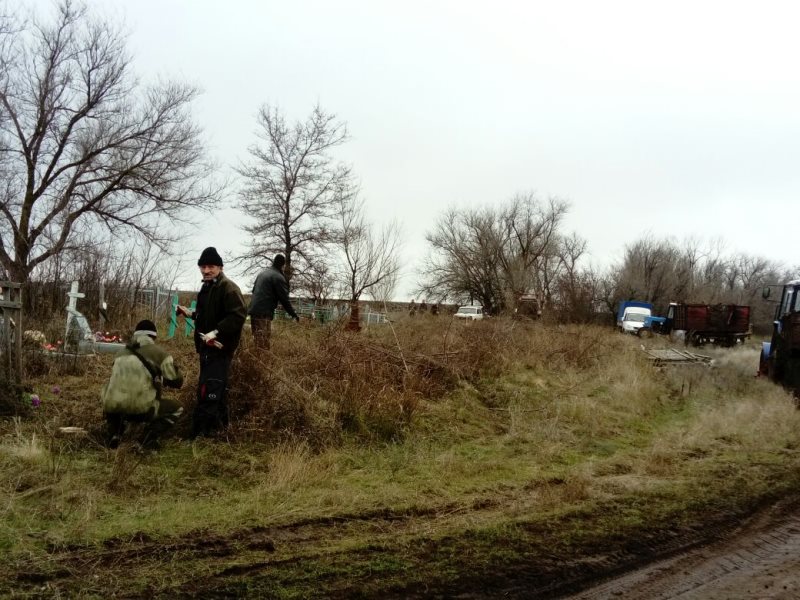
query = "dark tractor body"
xmin=760 ymin=281 xmax=800 ymax=393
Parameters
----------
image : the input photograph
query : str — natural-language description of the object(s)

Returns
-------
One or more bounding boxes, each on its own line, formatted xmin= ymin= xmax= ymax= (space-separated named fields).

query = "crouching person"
xmin=101 ymin=319 xmax=184 ymax=449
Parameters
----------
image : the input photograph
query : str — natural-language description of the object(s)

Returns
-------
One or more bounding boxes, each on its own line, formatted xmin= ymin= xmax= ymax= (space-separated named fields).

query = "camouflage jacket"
xmin=101 ymin=335 xmax=183 ymax=416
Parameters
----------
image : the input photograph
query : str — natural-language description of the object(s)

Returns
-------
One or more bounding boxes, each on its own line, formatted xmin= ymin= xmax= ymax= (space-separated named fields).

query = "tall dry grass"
xmin=10 ymin=314 xmax=643 ymax=447
xmin=11 ymin=312 xmax=783 ymax=460
xmin=209 ymin=317 xmax=628 ymax=446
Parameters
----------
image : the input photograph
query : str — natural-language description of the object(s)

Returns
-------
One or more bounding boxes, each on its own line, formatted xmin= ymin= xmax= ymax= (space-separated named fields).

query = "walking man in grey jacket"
xmin=249 ymin=254 xmax=300 ymax=349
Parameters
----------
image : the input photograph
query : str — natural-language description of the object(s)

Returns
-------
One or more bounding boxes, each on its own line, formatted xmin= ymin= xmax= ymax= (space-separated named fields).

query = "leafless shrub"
xmin=220 ymin=326 xmax=429 ymax=446
xmin=24 ymin=238 xmax=181 ymax=336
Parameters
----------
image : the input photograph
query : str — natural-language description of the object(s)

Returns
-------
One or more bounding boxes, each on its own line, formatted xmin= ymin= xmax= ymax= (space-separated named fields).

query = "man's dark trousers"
xmin=191 ymin=350 xmax=232 ymax=437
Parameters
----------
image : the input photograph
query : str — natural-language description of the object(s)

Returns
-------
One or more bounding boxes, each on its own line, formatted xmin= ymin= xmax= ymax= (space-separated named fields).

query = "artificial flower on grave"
xmin=94 ymin=331 xmax=121 ymax=343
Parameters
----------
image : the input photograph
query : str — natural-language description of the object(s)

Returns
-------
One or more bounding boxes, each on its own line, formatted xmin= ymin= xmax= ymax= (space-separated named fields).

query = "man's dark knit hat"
xmin=134 ymin=319 xmax=158 ymax=338
xmin=273 ymin=254 xmax=286 ymax=269
xmin=198 ymin=246 xmax=223 ymax=266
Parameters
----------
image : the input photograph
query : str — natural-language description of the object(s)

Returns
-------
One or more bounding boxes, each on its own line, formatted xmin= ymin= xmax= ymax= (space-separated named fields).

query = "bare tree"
xmin=334 ymin=195 xmax=401 ymax=328
xmin=671 ymin=236 xmax=702 ymax=300
xmin=25 ymin=234 xmax=182 ymax=333
xmin=419 ymin=206 xmax=504 ymax=312
xmin=419 ymin=193 xmax=571 ymax=315
xmin=303 ymin=260 xmax=336 ymax=305
xmin=237 ymin=103 xmax=351 ymax=289
xmin=549 ymin=232 xmax=592 ymax=318
xmin=614 ymin=237 xmax=678 ymax=307
xmin=499 ymin=194 xmax=569 ymax=304
xmin=0 ymin=1 xmax=220 ymax=283
xmin=695 ymin=238 xmax=729 ymax=303
xmin=368 ymin=267 xmax=399 ymax=305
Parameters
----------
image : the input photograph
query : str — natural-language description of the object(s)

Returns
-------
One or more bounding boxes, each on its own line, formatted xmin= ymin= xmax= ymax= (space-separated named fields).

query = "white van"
xmin=454 ymin=306 xmax=484 ymax=321
xmin=621 ymin=306 xmax=651 ymax=334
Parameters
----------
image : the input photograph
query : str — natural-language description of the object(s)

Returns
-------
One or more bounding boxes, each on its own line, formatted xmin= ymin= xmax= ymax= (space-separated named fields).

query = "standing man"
xmin=248 ymin=254 xmax=300 ymax=350
xmin=176 ymin=247 xmax=247 ymax=438
xmin=102 ymin=319 xmax=184 ymax=449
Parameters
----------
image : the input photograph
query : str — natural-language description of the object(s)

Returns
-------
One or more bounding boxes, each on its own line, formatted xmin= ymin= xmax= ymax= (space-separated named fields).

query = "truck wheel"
xmin=785 ymin=357 xmax=800 ymax=395
xmin=768 ymin=351 xmax=784 ymax=382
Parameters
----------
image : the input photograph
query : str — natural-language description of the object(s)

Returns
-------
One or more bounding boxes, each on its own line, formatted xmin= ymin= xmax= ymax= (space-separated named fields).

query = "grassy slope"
xmin=1 ymin=320 xmax=799 ymax=598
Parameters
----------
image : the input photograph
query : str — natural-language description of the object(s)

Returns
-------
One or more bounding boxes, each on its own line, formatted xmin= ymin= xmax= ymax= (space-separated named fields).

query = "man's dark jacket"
xmin=248 ymin=266 xmax=298 ymax=320
xmin=193 ymin=272 xmax=247 ymax=354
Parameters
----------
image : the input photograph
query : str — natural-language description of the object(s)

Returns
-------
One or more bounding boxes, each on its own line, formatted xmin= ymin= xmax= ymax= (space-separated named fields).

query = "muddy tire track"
xmin=2 ymin=497 xmax=505 ymax=597
xmin=562 ymin=502 xmax=800 ymax=599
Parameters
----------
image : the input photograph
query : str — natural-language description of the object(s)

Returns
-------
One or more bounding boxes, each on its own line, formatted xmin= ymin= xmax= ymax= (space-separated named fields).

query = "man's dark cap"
xmin=198 ymin=247 xmax=223 ymax=266
xmin=134 ymin=319 xmax=158 ymax=338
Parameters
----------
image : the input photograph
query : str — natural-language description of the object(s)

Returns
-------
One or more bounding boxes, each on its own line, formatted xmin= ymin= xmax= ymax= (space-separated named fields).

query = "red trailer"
xmin=666 ymin=303 xmax=751 ymax=347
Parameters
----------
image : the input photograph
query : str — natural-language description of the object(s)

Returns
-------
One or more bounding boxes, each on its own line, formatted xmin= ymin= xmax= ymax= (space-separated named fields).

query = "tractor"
xmin=759 ymin=280 xmax=800 ymax=393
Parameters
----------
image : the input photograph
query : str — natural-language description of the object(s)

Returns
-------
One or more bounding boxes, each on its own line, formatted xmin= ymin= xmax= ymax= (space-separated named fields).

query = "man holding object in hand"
xmin=176 ymin=246 xmax=246 ymax=438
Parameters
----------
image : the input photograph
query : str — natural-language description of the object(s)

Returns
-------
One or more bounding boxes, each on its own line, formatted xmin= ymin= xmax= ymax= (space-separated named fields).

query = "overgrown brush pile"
xmin=10 ymin=315 xmax=637 ymax=447
xmin=189 ymin=316 xmax=629 ymax=445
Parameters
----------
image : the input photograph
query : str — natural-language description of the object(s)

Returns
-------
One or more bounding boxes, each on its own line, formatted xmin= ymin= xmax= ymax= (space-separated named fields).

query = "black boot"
xmin=106 ymin=414 xmax=126 ymax=449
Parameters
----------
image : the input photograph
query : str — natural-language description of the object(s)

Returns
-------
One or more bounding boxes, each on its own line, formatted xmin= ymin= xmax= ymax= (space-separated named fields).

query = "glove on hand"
xmin=201 ymin=330 xmax=222 ymax=348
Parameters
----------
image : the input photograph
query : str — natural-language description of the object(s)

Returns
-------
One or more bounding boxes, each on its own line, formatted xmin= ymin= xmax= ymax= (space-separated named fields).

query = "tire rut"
xmin=3 ymin=494 xmax=507 ymax=595
xmin=563 ymin=506 xmax=800 ymax=599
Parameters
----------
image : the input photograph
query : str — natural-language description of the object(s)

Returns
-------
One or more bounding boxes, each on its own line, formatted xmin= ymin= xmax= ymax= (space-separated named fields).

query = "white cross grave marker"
xmin=66 ymin=281 xmax=85 ymax=314
xmin=64 ymin=281 xmax=90 ymax=351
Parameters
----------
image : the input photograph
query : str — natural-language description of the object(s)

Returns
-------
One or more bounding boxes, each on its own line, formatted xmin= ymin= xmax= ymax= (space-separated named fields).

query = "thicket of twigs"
xmin=4 ymin=314 xmax=629 ymax=447
xmin=180 ymin=315 xmax=620 ymax=445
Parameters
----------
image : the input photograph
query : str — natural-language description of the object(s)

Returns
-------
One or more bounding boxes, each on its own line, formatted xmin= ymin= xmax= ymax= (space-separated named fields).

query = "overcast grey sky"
xmin=53 ymin=0 xmax=800 ymax=294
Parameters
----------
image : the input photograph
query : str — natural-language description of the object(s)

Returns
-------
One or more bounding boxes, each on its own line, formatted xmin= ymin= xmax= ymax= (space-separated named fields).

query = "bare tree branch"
xmin=236 ymin=103 xmax=351 ymax=291
xmin=0 ymin=0 xmax=221 ymax=282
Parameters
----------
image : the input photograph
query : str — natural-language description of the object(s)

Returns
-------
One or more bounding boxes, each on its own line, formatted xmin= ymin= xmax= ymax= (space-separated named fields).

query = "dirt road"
xmin=564 ymin=500 xmax=800 ymax=599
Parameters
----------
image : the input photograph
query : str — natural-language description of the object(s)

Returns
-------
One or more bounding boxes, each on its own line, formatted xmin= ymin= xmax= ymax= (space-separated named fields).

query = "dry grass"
xmin=9 ymin=315 xmax=634 ymax=446
xmin=0 ymin=417 xmax=47 ymax=463
xmin=164 ymin=317 xmax=623 ymax=446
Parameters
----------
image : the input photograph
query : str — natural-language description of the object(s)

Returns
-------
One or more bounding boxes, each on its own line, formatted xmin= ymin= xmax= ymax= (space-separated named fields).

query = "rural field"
xmin=2 ymin=316 xmax=800 ymax=598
